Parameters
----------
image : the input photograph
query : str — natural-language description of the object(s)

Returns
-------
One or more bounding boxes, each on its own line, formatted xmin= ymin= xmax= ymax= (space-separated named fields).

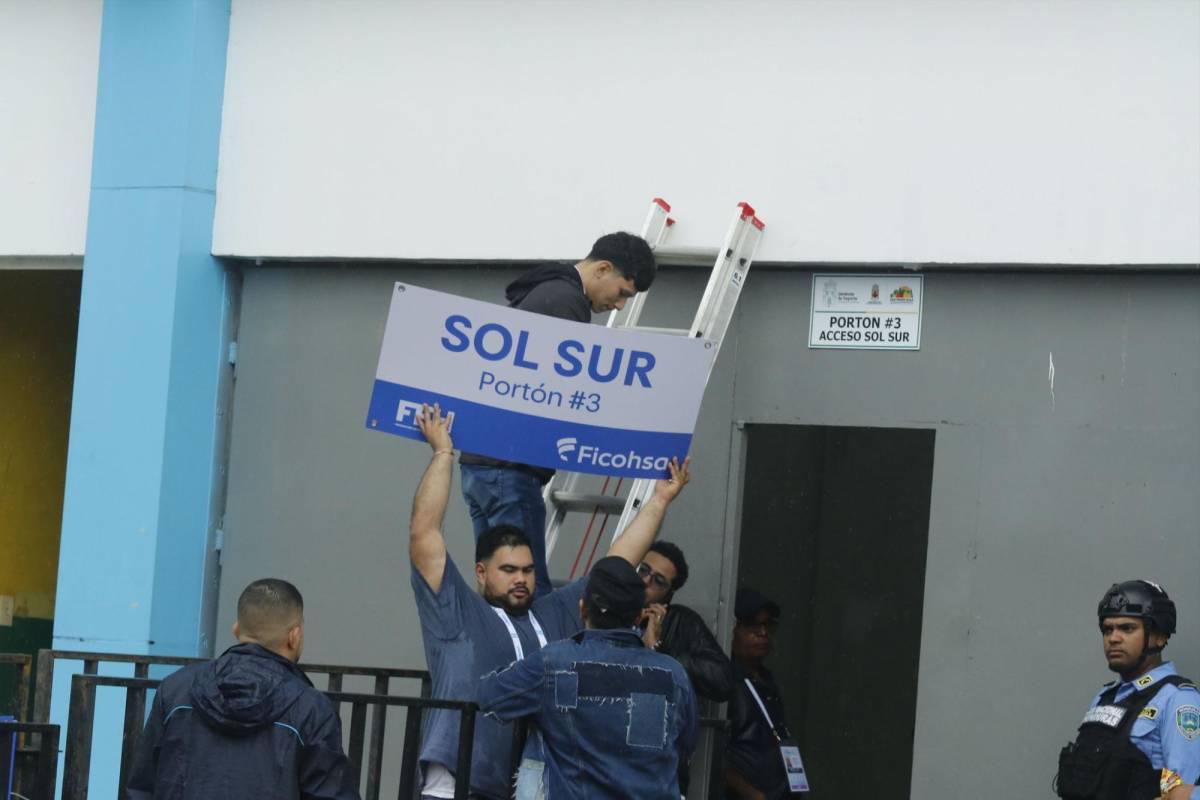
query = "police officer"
xmin=1057 ymin=580 xmax=1200 ymax=800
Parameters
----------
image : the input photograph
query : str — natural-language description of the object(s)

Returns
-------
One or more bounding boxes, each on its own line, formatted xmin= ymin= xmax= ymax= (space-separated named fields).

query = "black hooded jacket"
xmin=125 ymin=643 xmax=359 ymax=800
xmin=503 ymin=262 xmax=590 ymax=323
xmin=460 ymin=263 xmax=591 ymax=479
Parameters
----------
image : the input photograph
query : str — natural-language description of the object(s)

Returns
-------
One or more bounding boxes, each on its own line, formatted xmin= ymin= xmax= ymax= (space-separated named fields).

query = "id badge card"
xmin=779 ymin=740 xmax=810 ymax=793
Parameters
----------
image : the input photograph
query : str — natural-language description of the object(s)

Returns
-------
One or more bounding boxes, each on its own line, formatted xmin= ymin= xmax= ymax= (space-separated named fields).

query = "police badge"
xmin=1176 ymin=705 xmax=1200 ymax=741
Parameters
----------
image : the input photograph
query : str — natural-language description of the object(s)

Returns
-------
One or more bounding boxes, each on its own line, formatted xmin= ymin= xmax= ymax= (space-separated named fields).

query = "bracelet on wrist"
xmin=433 ymin=449 xmax=454 ymax=457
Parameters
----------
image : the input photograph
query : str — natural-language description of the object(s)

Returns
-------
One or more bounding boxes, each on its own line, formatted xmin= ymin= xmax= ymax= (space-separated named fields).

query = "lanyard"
xmin=744 ymin=677 xmax=783 ymax=742
xmin=746 ymin=678 xmax=811 ymax=793
xmin=491 ymin=606 xmax=548 ymax=661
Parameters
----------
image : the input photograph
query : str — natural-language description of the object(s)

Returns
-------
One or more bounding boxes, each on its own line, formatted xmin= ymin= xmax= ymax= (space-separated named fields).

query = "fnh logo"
xmin=554 ymin=437 xmax=671 ymax=471
xmin=396 ymin=400 xmax=455 ymax=431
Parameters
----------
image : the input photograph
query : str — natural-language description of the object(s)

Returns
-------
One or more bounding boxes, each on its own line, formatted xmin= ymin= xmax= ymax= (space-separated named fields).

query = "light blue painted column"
xmin=52 ymin=0 xmax=232 ymax=793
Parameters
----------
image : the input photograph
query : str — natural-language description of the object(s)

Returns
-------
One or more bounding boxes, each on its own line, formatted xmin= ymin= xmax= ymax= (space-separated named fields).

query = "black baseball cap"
xmin=735 ymin=587 xmax=781 ymax=623
xmin=585 ymin=557 xmax=647 ymax=627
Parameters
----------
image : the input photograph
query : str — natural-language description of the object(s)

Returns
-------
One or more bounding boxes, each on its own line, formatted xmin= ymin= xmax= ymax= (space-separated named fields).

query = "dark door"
xmin=736 ymin=424 xmax=935 ymax=799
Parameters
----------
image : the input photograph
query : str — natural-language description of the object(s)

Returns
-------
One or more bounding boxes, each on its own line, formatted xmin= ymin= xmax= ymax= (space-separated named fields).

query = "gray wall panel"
xmin=218 ymin=265 xmax=1199 ymax=799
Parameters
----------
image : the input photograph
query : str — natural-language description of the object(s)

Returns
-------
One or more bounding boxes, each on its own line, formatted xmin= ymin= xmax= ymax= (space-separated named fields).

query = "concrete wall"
xmin=212 ymin=0 xmax=1200 ymax=263
xmin=731 ymin=269 xmax=1200 ymax=797
xmin=0 ymin=0 xmax=102 ymax=256
xmin=215 ymin=263 xmax=1199 ymax=798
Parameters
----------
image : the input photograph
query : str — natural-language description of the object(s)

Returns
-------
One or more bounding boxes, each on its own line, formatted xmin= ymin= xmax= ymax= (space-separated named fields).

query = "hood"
xmin=505 ymin=263 xmax=582 ymax=306
xmin=189 ymin=642 xmax=311 ymax=735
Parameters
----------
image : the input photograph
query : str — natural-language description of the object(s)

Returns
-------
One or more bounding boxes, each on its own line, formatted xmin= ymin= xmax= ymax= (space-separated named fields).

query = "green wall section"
xmin=0 ymin=618 xmax=53 ymax=719
xmin=0 ymin=270 xmax=80 ymax=714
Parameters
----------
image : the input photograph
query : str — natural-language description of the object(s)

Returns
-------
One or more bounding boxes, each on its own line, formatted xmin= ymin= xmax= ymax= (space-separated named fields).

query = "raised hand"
xmin=416 ymin=403 xmax=454 ymax=454
xmin=653 ymin=457 xmax=691 ymax=505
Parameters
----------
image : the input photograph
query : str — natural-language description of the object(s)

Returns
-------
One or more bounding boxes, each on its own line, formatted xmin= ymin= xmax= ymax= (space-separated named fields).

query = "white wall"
xmin=0 ymin=0 xmax=102 ymax=257
xmin=213 ymin=0 xmax=1200 ymax=264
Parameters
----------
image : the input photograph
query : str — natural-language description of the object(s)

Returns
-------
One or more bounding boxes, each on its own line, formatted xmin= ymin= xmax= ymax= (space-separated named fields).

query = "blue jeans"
xmin=459 ymin=464 xmax=552 ymax=596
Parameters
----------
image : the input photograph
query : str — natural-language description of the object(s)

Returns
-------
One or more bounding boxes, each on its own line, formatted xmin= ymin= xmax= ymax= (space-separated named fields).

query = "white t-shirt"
xmin=422 ymin=762 xmax=456 ymax=798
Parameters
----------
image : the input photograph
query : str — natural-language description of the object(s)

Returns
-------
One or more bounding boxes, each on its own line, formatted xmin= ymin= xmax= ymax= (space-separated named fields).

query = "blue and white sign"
xmin=366 ymin=283 xmax=716 ymax=478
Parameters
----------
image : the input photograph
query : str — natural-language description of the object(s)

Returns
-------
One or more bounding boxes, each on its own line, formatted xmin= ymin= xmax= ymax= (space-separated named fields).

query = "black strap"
xmin=1096 ymin=675 xmax=1192 ymax=737
xmin=1099 ymin=673 xmax=1190 ymax=705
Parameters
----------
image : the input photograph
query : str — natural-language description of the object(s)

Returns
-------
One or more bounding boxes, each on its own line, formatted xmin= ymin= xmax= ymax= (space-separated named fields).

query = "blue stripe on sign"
xmin=364 ymin=380 xmax=692 ymax=479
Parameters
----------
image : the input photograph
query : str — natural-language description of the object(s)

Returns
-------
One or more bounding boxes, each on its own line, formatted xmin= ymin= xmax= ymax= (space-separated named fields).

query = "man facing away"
xmin=458 ymin=232 xmax=657 ymax=593
xmin=126 ymin=579 xmax=359 ymax=800
xmin=478 ymin=555 xmax=698 ymax=800
xmin=410 ymin=403 xmax=689 ymax=800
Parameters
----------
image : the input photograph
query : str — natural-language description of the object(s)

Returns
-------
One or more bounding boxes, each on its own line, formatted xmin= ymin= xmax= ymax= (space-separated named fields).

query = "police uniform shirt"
xmin=1086 ymin=661 xmax=1200 ymax=788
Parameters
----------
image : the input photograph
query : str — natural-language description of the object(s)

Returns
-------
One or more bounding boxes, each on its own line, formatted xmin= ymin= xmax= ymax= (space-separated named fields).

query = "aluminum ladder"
xmin=543 ymin=199 xmax=766 ymax=574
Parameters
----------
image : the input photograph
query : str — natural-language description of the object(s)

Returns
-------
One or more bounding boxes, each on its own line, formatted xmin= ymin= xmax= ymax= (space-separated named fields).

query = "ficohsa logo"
xmin=554 ymin=437 xmax=672 ymax=471
xmin=556 ymin=438 xmax=578 ymax=461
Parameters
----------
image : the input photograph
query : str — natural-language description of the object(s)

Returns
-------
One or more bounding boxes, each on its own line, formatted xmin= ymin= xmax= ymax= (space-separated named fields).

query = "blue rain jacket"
xmin=125 ymin=642 xmax=359 ymax=800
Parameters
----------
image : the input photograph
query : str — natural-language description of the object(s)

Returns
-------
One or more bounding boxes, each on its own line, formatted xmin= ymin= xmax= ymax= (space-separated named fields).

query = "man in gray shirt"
xmin=409 ymin=403 xmax=690 ymax=800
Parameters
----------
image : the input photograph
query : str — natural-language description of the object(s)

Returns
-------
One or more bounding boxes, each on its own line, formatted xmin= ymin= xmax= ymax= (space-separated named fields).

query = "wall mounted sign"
xmin=809 ymin=274 xmax=923 ymax=350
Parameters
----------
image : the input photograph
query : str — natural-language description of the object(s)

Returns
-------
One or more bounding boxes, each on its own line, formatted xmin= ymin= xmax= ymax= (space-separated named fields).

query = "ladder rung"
xmin=550 ymin=492 xmax=627 ymax=515
xmin=651 ymin=246 xmax=722 ymax=265
xmin=627 ymin=326 xmax=689 ymax=336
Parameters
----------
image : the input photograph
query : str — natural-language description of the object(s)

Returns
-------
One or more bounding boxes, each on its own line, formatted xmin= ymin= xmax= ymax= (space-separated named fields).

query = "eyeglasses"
xmin=736 ymin=619 xmax=779 ymax=635
xmin=636 ymin=562 xmax=672 ymax=591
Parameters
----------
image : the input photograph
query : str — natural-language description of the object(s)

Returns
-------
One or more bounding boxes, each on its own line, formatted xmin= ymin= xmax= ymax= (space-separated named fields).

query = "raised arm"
xmin=410 ymin=404 xmax=455 ymax=591
xmin=606 ymin=457 xmax=690 ymax=565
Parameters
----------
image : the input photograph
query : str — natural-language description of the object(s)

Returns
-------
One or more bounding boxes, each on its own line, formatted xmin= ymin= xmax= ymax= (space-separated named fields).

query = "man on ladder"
xmin=458 ymin=232 xmax=658 ymax=594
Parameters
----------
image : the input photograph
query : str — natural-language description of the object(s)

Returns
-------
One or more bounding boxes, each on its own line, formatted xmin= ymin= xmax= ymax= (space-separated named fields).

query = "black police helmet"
xmin=1098 ymin=580 xmax=1176 ymax=636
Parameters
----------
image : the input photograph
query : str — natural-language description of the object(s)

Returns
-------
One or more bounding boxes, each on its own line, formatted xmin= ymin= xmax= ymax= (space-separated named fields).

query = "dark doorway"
xmin=736 ymin=424 xmax=934 ymax=799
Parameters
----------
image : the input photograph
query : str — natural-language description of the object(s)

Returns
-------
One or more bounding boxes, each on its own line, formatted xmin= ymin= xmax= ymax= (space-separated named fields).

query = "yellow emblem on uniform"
xmin=1136 ymin=674 xmax=1155 ymax=689
xmin=1139 ymin=707 xmax=1159 ymax=720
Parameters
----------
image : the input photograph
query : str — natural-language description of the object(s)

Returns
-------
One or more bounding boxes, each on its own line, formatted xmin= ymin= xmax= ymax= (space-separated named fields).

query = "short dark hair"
xmin=588 ymin=607 xmax=635 ymax=629
xmin=587 ymin=232 xmax=656 ymax=292
xmin=237 ymin=579 xmax=304 ymax=642
xmin=476 ymin=524 xmax=532 ymax=563
xmin=649 ymin=541 xmax=689 ymax=592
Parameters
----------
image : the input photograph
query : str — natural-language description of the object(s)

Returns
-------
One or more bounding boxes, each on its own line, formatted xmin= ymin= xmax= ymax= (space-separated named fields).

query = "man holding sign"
xmin=408 ymin=404 xmax=689 ymax=800
xmin=457 ymin=232 xmax=657 ymax=593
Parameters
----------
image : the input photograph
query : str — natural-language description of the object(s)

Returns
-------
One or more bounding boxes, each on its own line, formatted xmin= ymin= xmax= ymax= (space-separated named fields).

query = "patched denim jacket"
xmin=479 ymin=628 xmax=698 ymax=800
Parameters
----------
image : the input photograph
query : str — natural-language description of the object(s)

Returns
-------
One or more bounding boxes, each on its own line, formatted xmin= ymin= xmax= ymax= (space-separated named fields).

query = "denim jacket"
xmin=479 ymin=628 xmax=698 ymax=800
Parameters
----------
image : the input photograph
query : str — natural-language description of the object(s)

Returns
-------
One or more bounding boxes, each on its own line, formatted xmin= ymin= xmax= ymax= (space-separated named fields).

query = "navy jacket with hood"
xmin=125 ymin=642 xmax=359 ymax=800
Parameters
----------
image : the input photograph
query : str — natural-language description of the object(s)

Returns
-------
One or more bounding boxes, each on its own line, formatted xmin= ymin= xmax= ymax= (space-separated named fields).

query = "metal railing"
xmin=62 ymin=673 xmax=476 ymax=800
xmin=32 ymin=648 xmax=431 ymax=724
xmin=0 ymin=653 xmax=32 ymax=720
xmin=697 ymin=716 xmax=730 ymax=800
xmin=0 ymin=720 xmax=60 ymax=800
xmin=39 ymin=658 xmax=729 ymax=800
